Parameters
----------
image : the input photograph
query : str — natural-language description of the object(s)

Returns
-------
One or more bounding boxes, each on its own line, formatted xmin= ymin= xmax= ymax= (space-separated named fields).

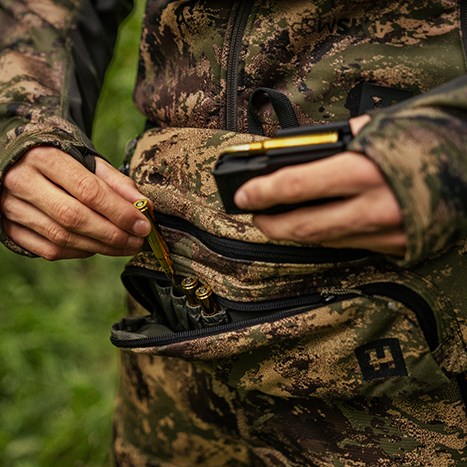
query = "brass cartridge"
xmin=195 ymin=285 xmax=220 ymax=315
xmin=134 ymin=199 xmax=176 ymax=284
xmin=181 ymin=276 xmax=200 ymax=306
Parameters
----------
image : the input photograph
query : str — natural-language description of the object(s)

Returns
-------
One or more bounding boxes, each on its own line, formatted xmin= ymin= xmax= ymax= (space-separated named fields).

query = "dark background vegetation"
xmin=0 ymin=1 xmax=145 ymax=465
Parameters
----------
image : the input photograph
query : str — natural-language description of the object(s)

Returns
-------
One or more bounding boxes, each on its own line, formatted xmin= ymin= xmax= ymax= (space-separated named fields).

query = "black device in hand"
xmin=212 ymin=121 xmax=353 ymax=215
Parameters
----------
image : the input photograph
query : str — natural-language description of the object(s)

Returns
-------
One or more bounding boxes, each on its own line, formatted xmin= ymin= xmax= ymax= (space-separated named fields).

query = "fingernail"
xmin=133 ymin=219 xmax=151 ymax=236
xmin=234 ymin=190 xmax=249 ymax=208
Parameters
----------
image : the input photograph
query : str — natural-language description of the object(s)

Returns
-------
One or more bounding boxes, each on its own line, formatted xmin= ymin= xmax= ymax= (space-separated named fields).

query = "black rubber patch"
xmin=355 ymin=338 xmax=408 ymax=381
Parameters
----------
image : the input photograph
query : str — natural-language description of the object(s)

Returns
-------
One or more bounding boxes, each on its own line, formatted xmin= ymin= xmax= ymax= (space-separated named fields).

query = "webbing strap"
xmin=247 ymin=87 xmax=299 ymax=135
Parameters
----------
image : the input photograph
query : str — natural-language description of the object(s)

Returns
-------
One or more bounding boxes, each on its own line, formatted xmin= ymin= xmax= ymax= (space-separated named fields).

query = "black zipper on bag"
xmin=154 ymin=210 xmax=371 ymax=264
xmin=115 ymin=268 xmax=439 ymax=352
xmin=121 ymin=266 xmax=332 ymax=315
xmin=225 ymin=0 xmax=254 ymax=131
xmin=111 ymin=287 xmax=349 ymax=348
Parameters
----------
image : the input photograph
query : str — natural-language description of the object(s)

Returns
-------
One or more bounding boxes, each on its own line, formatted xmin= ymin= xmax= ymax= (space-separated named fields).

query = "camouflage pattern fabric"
xmin=112 ymin=294 xmax=467 ymax=466
xmin=137 ymin=0 xmax=465 ymax=133
xmin=111 ymin=125 xmax=467 ymax=463
xmin=115 ymin=1 xmax=467 ymax=464
xmin=134 ymin=0 xmax=467 ymax=266
xmin=1 ymin=0 xmax=467 ymax=465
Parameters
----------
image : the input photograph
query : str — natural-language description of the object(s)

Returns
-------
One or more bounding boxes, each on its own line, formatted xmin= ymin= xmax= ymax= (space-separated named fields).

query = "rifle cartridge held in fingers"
xmin=134 ymin=199 xmax=176 ymax=284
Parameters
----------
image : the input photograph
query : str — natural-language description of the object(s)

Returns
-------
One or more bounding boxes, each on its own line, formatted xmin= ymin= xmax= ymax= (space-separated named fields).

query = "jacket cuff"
xmin=0 ymin=118 xmax=103 ymax=256
xmin=349 ymin=109 xmax=467 ymax=266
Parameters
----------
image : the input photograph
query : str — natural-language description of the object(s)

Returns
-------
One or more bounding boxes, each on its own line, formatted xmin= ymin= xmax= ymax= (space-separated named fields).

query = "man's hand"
xmin=1 ymin=146 xmax=151 ymax=260
xmin=233 ymin=117 xmax=406 ymax=256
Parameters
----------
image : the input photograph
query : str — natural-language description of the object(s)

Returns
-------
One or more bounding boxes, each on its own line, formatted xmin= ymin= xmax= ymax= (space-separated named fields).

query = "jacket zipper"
xmin=225 ymin=1 xmax=254 ymax=131
xmin=154 ymin=210 xmax=370 ymax=264
xmin=461 ymin=0 xmax=467 ymax=59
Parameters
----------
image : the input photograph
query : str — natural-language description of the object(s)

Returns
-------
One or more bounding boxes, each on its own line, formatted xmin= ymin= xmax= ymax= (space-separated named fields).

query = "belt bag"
xmin=111 ymin=127 xmax=467 ymax=400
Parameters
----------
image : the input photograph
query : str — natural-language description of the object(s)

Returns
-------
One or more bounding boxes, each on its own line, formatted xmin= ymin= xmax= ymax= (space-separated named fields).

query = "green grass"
xmin=0 ymin=1 xmax=146 ymax=465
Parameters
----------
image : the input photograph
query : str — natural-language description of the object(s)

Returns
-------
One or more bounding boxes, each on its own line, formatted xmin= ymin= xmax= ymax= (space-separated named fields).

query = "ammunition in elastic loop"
xmin=181 ymin=276 xmax=200 ymax=306
xmin=195 ymin=284 xmax=220 ymax=315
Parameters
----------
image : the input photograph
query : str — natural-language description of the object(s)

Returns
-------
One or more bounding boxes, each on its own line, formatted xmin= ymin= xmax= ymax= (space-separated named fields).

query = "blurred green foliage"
xmin=0 ymin=1 xmax=146 ymax=465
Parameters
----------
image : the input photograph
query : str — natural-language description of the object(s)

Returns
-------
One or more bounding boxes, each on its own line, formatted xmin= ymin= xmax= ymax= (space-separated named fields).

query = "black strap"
xmin=456 ymin=373 xmax=467 ymax=413
xmin=247 ymin=87 xmax=299 ymax=135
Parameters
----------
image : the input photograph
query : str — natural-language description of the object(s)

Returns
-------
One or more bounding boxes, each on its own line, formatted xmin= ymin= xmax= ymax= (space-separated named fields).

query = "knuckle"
xmin=366 ymin=193 xmax=403 ymax=229
xmin=349 ymin=156 xmax=385 ymax=189
xmin=3 ymin=166 xmax=21 ymax=188
xmin=115 ymin=203 xmax=142 ymax=231
xmin=3 ymin=165 xmax=32 ymax=193
xmin=75 ymin=174 xmax=103 ymax=206
xmin=26 ymin=146 xmax=62 ymax=161
xmin=1 ymin=197 xmax=13 ymax=218
xmin=112 ymin=208 xmax=131 ymax=228
xmin=47 ymin=223 xmax=73 ymax=247
xmin=24 ymin=147 xmax=47 ymax=163
xmin=55 ymin=203 xmax=82 ymax=229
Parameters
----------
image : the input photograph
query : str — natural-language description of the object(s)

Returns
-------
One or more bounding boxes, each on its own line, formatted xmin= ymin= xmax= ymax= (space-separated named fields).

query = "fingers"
xmin=232 ymin=150 xmax=406 ymax=255
xmin=234 ymin=152 xmax=385 ymax=211
xmin=253 ymin=185 xmax=402 ymax=241
xmin=1 ymin=146 xmax=151 ymax=260
xmin=5 ymin=217 xmax=138 ymax=260
xmin=6 ymin=172 xmax=145 ymax=250
xmin=3 ymin=219 xmax=95 ymax=261
xmin=2 ymin=194 xmax=143 ymax=257
xmin=252 ymin=185 xmax=405 ymax=256
xmin=32 ymin=150 xmax=151 ymax=237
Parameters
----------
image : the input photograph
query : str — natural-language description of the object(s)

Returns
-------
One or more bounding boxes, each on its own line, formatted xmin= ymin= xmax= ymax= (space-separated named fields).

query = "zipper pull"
xmin=320 ymin=287 xmax=361 ymax=303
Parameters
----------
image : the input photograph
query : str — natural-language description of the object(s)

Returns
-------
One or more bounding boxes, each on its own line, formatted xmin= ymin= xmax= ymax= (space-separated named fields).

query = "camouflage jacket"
xmin=2 ymin=1 xmax=467 ymax=465
xmin=0 ymin=0 xmax=465 ymax=265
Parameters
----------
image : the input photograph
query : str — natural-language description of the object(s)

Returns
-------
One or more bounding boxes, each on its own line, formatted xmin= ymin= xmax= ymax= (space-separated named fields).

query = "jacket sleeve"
xmin=0 ymin=0 xmax=134 ymax=255
xmin=348 ymin=75 xmax=467 ymax=266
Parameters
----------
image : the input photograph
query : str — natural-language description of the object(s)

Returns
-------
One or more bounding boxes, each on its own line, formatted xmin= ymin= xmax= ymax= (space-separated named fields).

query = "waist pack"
xmin=110 ymin=126 xmax=467 ymax=465
xmin=110 ymin=126 xmax=467 ymax=401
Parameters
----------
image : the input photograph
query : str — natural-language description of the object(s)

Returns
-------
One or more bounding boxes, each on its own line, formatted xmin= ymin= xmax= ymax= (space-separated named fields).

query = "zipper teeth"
xmin=122 ymin=266 xmax=324 ymax=312
xmin=112 ymin=295 xmax=337 ymax=348
xmin=226 ymin=1 xmax=254 ymax=131
xmin=155 ymin=211 xmax=369 ymax=264
xmin=114 ymin=277 xmax=439 ymax=352
xmin=461 ymin=0 xmax=467 ymax=59
xmin=217 ymin=292 xmax=324 ymax=312
xmin=123 ymin=268 xmax=437 ymax=347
